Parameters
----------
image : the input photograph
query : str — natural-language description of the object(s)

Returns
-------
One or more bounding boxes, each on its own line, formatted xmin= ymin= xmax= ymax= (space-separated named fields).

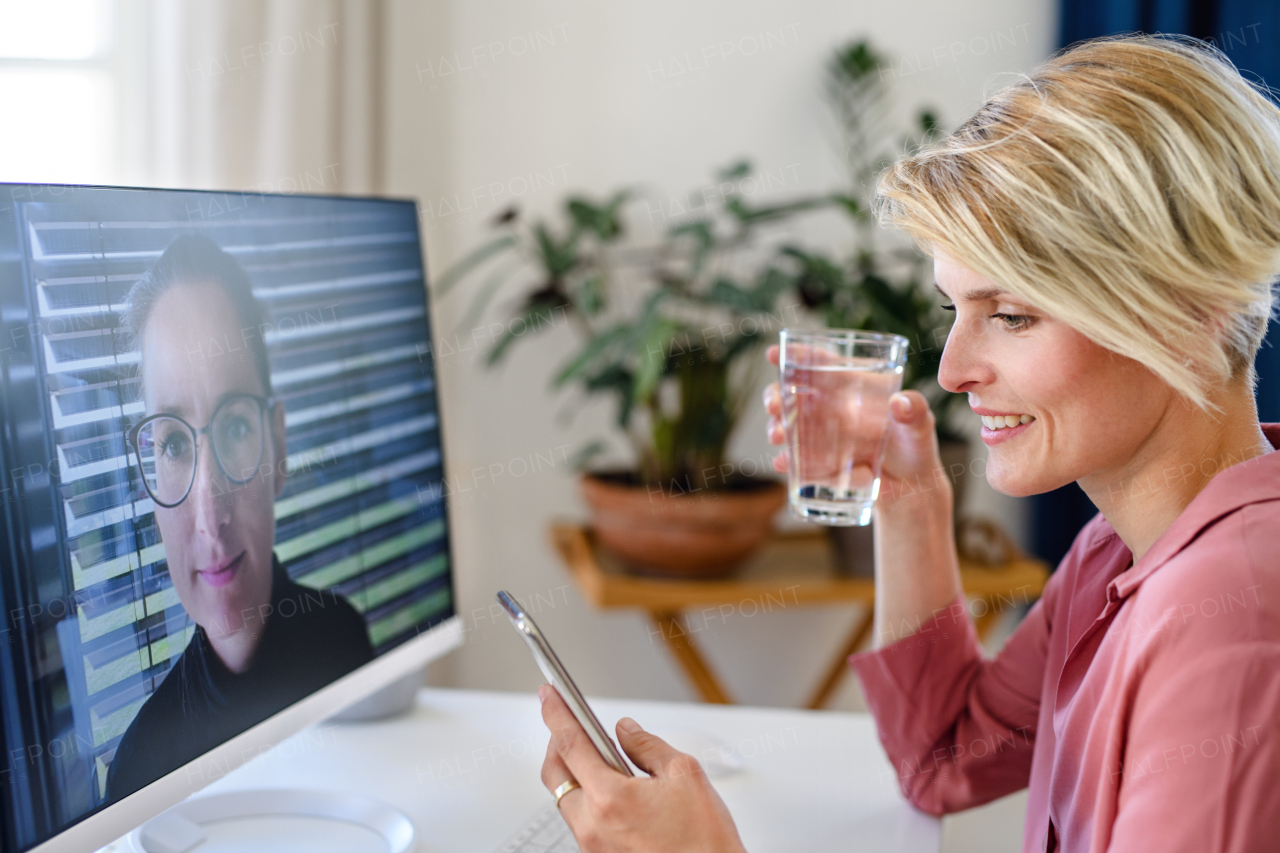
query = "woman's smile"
xmin=197 ymin=550 xmax=245 ymax=588
xmin=973 ymin=406 xmax=1038 ymax=446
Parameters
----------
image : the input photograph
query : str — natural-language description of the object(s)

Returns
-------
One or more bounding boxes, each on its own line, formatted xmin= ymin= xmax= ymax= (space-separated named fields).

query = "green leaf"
xmin=553 ymin=324 xmax=629 ymax=387
xmin=830 ymin=40 xmax=885 ymax=84
xmin=669 ymin=218 xmax=715 ymax=275
xmin=632 ymin=317 xmax=682 ymax=403
xmin=723 ymin=326 xmax=764 ymax=360
xmin=623 ymin=290 xmax=677 ymax=403
xmin=583 ymin=365 xmax=636 ymax=429
xmin=566 ymin=189 xmax=630 ymax=241
xmin=572 ymin=274 xmax=606 ymax=316
xmin=452 ymin=264 xmax=510 ymax=337
xmin=432 ymin=234 xmax=517 ymax=296
xmin=717 ymin=160 xmax=752 ymax=182
xmin=919 ymin=109 xmax=940 ymax=136
xmin=485 ymin=302 xmax=566 ymax=365
xmin=534 ymin=223 xmax=578 ymax=277
xmin=725 ymin=196 xmax=828 ymax=225
xmin=829 ymin=193 xmax=863 ymax=221
xmin=705 ymin=278 xmax=757 ymax=312
xmin=750 ymin=266 xmax=793 ymax=308
xmin=628 ymin=288 xmax=669 ymax=336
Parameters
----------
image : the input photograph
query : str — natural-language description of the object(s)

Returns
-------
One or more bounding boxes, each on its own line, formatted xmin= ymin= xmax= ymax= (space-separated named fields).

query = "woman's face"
xmin=141 ymin=281 xmax=285 ymax=641
xmin=934 ymin=254 xmax=1176 ymax=497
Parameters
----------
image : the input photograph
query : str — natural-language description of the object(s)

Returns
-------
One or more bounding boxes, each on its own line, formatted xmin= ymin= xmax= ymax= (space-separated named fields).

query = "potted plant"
xmin=435 ymin=169 xmax=822 ymax=578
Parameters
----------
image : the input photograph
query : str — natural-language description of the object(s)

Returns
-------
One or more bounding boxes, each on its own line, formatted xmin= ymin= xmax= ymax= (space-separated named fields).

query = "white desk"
xmin=124 ymin=688 xmax=940 ymax=852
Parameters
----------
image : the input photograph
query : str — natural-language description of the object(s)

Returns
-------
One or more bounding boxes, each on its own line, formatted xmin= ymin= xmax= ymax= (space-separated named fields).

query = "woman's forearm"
xmin=872 ymin=496 xmax=964 ymax=648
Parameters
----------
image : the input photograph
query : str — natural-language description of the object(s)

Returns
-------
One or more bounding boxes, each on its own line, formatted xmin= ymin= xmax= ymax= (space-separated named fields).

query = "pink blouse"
xmin=850 ymin=424 xmax=1280 ymax=853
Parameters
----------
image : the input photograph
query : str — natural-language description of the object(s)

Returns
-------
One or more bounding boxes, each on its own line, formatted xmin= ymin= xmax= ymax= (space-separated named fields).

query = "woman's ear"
xmin=271 ymin=399 xmax=288 ymax=498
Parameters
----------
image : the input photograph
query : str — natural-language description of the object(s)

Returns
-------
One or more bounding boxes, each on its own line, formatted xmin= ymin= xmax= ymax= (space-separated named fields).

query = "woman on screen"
xmin=106 ymin=235 xmax=373 ymax=803
xmin=534 ymin=35 xmax=1280 ymax=852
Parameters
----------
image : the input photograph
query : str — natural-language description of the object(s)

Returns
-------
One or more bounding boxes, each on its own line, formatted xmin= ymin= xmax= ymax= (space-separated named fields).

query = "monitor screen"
xmin=0 ymin=184 xmax=456 ymax=852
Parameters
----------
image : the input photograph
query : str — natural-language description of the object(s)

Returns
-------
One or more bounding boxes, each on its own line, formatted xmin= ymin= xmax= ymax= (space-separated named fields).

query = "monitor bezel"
xmin=0 ymin=182 xmax=462 ymax=853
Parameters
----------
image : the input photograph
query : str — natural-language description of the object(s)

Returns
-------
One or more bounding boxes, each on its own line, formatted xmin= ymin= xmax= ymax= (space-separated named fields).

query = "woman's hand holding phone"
xmin=539 ymin=684 xmax=746 ymax=853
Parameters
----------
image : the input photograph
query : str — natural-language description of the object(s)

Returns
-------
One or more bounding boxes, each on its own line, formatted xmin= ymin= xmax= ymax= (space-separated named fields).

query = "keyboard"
xmin=494 ymin=803 xmax=580 ymax=852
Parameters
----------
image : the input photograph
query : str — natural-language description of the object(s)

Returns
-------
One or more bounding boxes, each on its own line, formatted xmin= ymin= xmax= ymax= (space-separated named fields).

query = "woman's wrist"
xmin=875 ymin=485 xmax=954 ymax=535
xmin=872 ymin=490 xmax=964 ymax=648
xmin=876 ymin=465 xmax=955 ymax=520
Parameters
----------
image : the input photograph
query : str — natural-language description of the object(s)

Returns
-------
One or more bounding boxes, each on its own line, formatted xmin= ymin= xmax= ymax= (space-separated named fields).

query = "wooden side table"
xmin=549 ymin=522 xmax=1049 ymax=709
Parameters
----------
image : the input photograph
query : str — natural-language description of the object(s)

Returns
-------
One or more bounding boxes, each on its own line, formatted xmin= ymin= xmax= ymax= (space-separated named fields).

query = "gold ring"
xmin=553 ymin=778 xmax=581 ymax=809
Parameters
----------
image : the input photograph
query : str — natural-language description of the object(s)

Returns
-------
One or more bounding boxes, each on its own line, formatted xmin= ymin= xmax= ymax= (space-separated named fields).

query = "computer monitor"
xmin=0 ymin=184 xmax=462 ymax=853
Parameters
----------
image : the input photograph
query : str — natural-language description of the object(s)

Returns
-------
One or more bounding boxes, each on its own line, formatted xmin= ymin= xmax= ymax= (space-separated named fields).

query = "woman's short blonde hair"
xmin=876 ymin=34 xmax=1280 ymax=413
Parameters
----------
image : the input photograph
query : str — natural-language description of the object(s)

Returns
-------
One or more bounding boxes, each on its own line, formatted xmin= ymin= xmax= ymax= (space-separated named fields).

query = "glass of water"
xmin=779 ymin=328 xmax=909 ymax=526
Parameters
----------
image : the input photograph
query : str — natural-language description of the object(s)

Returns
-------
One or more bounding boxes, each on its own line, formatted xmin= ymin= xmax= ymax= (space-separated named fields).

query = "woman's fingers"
xmin=540 ymin=685 xmax=622 ymax=790
xmin=762 ymin=382 xmax=781 ymax=417
xmin=890 ymin=390 xmax=936 ymax=436
xmin=767 ymin=414 xmax=785 ymax=445
xmin=615 ymin=718 xmax=695 ymax=780
xmin=849 ymin=463 xmax=875 ymax=490
xmin=540 ymin=735 xmax=573 ymax=791
xmin=766 ymin=344 xmax=780 ymax=366
xmin=540 ymin=738 xmax=592 ymax=829
xmin=538 ymin=692 xmax=748 ymax=852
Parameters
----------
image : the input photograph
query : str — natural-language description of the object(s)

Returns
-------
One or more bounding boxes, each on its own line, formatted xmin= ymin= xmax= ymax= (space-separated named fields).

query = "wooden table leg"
xmin=650 ymin=610 xmax=733 ymax=704
xmin=805 ymin=607 xmax=874 ymax=710
xmin=972 ymin=597 xmax=1001 ymax=641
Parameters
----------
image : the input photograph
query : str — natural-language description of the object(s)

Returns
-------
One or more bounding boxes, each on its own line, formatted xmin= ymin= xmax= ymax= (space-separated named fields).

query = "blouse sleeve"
xmin=849 ymin=573 xmax=1058 ymax=815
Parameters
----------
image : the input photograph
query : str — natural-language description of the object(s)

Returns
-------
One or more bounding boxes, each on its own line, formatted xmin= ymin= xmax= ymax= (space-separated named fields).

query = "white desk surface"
xmin=176 ymin=687 xmax=939 ymax=852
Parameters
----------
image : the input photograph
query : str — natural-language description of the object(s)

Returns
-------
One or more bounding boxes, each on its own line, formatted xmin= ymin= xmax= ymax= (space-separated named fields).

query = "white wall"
xmin=383 ymin=0 xmax=1057 ymax=708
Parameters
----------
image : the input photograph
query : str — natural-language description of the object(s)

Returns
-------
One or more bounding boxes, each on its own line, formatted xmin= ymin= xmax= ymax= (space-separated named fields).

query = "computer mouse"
xmin=654 ymin=726 xmax=746 ymax=778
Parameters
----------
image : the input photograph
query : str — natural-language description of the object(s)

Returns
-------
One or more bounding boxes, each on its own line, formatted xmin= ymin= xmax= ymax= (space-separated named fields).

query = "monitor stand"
xmin=328 ymin=665 xmax=425 ymax=723
xmin=128 ymin=788 xmax=414 ymax=853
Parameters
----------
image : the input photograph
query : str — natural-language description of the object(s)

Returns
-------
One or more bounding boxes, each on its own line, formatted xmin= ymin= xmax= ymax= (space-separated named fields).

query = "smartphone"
xmin=496 ymin=590 xmax=635 ymax=776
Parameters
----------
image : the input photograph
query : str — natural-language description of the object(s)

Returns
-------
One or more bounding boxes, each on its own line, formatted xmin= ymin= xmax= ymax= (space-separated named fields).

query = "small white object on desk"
xmin=110 ymin=688 xmax=939 ymax=853
xmin=653 ymin=726 xmax=746 ymax=778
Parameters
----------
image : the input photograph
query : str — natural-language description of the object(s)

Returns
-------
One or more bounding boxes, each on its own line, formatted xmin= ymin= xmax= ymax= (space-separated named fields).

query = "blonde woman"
xmin=534 ymin=35 xmax=1280 ymax=853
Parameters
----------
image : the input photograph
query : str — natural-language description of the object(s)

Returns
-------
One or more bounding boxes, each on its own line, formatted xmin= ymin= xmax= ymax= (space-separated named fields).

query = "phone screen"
xmin=497 ymin=590 xmax=635 ymax=776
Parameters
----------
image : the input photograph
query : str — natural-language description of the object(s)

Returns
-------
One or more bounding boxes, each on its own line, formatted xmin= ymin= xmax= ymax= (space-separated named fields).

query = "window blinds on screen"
xmin=0 ymin=188 xmax=454 ymax=837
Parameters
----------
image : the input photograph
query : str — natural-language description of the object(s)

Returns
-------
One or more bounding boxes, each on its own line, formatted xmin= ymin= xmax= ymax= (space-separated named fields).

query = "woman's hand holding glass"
xmin=764 ymin=344 xmax=951 ymax=517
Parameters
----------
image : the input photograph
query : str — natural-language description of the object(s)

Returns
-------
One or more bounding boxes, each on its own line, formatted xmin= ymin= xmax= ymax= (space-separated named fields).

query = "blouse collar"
xmin=1100 ymin=423 xmax=1280 ymax=602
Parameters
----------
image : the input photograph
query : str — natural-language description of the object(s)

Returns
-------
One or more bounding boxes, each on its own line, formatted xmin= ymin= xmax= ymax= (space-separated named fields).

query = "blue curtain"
xmin=1032 ymin=0 xmax=1280 ymax=569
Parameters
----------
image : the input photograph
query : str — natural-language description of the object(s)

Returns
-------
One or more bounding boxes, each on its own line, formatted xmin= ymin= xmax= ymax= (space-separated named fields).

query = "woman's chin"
xmin=986 ymin=465 xmax=1078 ymax=498
xmin=194 ymin=589 xmax=259 ymax=638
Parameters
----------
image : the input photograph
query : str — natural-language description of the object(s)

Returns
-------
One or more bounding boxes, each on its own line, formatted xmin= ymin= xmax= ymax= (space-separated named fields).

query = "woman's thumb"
xmin=890 ymin=391 xmax=933 ymax=431
xmin=616 ymin=718 xmax=685 ymax=777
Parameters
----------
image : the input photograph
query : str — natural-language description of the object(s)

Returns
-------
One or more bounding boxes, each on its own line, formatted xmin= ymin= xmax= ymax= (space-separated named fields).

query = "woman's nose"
xmin=937 ymin=314 xmax=991 ymax=394
xmin=188 ymin=440 xmax=232 ymax=534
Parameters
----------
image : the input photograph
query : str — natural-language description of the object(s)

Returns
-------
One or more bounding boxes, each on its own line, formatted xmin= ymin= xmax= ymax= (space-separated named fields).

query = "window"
xmin=0 ymin=0 xmax=147 ymax=186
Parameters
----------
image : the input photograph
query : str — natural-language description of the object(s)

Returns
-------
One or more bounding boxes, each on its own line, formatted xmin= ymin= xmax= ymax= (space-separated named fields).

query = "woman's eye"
xmin=219 ymin=417 xmax=251 ymax=443
xmin=161 ymin=434 xmax=190 ymax=458
xmin=940 ymin=303 xmax=956 ymax=312
xmin=990 ymin=312 xmax=1033 ymax=331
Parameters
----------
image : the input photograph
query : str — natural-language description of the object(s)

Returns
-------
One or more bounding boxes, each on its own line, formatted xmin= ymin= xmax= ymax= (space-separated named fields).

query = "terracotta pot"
xmin=580 ymin=472 xmax=787 ymax=579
